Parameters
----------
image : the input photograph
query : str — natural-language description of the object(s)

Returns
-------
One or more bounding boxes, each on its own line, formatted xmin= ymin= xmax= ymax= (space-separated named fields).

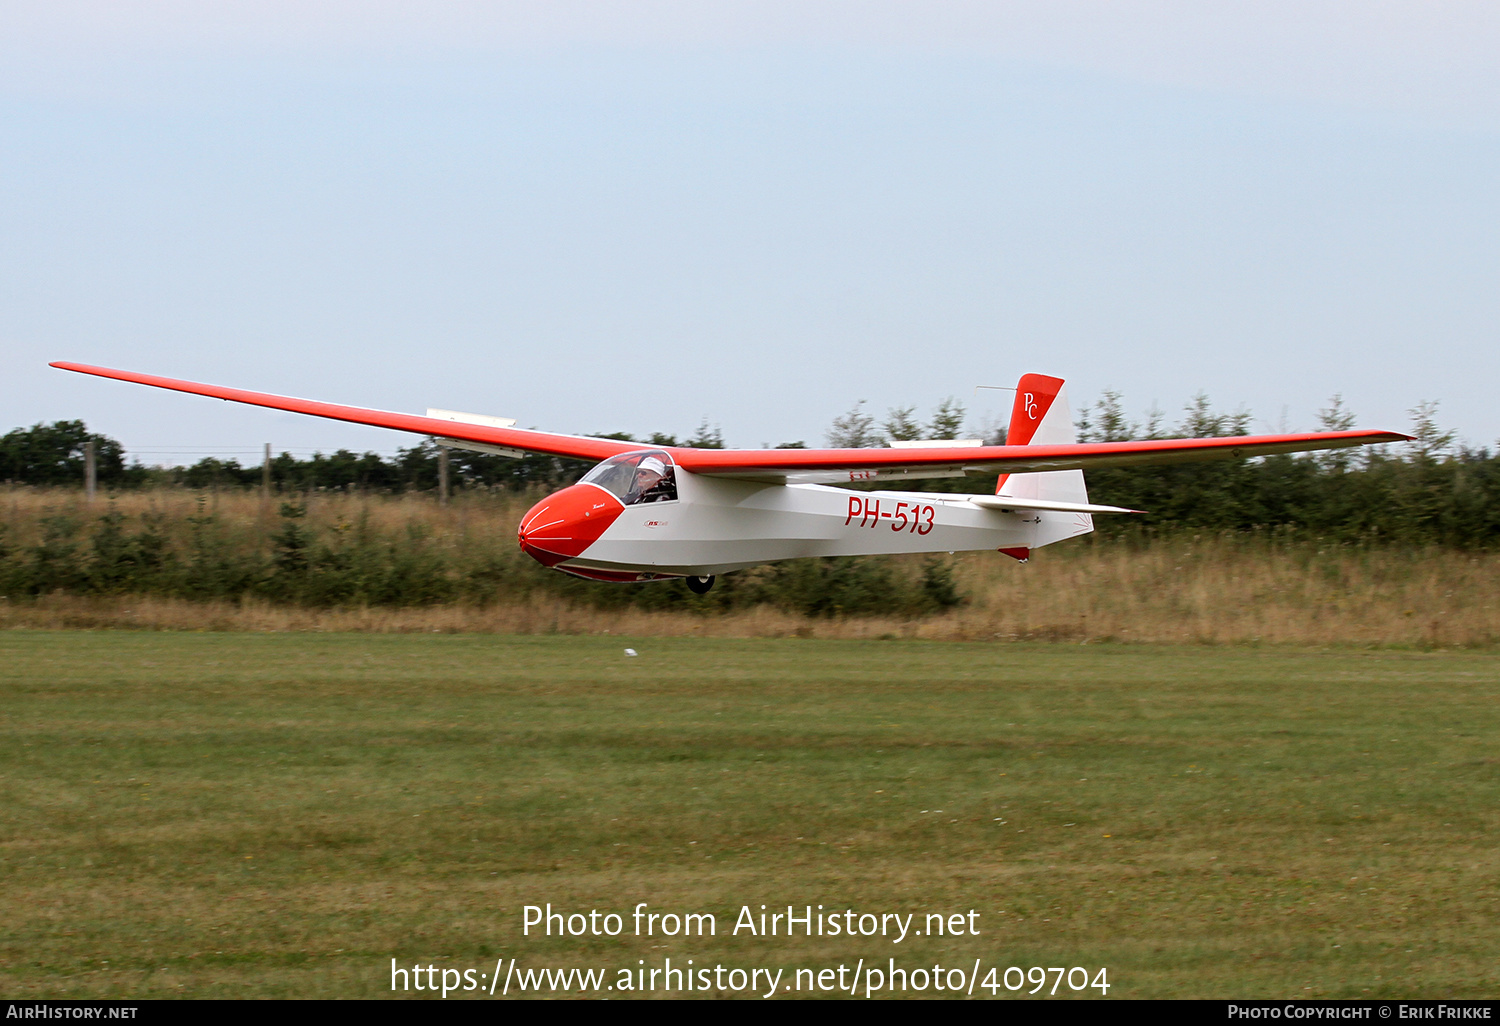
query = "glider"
xmin=51 ymin=362 xmax=1408 ymax=593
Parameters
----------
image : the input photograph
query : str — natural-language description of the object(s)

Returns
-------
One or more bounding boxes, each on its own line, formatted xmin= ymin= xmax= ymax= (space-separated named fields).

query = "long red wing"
xmin=50 ymin=362 xmax=643 ymax=462
xmin=671 ymin=430 xmax=1410 ymax=481
xmin=53 ymin=361 xmax=1410 ymax=478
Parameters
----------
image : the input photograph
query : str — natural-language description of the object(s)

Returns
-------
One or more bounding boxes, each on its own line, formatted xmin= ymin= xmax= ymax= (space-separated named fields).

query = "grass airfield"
xmin=2 ymin=631 xmax=1497 ymax=999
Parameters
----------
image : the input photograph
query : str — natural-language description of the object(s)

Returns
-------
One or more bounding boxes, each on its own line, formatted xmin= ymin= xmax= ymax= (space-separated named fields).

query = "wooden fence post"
xmin=84 ymin=439 xmax=96 ymax=502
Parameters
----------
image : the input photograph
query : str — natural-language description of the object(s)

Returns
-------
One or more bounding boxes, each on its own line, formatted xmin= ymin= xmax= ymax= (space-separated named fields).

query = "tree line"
xmin=5 ymin=391 xmax=1498 ymax=547
xmin=809 ymin=391 xmax=1499 ymax=547
xmin=0 ymin=421 xmax=726 ymax=493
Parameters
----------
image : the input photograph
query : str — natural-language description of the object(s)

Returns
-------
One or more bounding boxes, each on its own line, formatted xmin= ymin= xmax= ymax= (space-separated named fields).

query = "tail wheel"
xmin=685 ymin=575 xmax=715 ymax=595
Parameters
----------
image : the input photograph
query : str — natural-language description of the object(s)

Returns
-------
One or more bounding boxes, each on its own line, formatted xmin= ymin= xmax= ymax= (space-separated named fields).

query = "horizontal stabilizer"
xmin=968 ymin=494 xmax=1141 ymax=515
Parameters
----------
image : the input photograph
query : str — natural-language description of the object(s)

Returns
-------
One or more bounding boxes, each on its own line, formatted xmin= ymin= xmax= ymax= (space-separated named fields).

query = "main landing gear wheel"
xmin=685 ymin=575 xmax=716 ymax=595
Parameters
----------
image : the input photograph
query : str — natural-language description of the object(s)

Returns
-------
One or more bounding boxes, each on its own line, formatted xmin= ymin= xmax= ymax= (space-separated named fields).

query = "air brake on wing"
xmin=773 ymin=438 xmax=988 ymax=484
xmin=425 ymin=408 xmax=529 ymax=459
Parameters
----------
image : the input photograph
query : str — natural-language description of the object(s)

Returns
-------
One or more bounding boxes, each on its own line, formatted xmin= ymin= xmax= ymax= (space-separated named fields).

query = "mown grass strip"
xmin=1 ymin=632 xmax=1497 ymax=998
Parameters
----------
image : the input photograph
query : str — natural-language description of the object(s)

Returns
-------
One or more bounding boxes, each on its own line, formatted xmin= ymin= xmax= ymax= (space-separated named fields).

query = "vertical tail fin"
xmin=996 ymin=373 xmax=1090 ymax=506
xmin=1000 ymin=373 xmax=1071 ymax=449
xmin=994 ymin=375 xmax=1095 ymax=554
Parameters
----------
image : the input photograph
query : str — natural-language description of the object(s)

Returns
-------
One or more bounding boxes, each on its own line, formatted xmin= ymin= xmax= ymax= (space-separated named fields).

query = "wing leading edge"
xmin=50 ymin=362 xmax=642 ymax=463
xmin=51 ymin=362 xmax=1410 ymax=479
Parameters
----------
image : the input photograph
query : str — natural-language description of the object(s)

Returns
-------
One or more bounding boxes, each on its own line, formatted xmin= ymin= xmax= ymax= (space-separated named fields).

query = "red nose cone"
xmin=517 ymin=485 xmax=623 ymax=567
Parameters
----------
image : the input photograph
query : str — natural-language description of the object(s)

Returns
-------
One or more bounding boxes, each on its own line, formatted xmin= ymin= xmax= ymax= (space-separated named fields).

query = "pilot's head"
xmin=635 ymin=456 xmax=667 ymax=490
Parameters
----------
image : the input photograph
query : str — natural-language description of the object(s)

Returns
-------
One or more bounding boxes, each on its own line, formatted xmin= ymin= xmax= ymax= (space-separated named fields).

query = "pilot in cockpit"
xmin=631 ymin=456 xmax=675 ymax=504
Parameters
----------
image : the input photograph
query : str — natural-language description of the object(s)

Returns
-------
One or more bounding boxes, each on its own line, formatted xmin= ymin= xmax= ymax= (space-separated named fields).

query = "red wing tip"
xmin=53 ymin=361 xmax=131 ymax=373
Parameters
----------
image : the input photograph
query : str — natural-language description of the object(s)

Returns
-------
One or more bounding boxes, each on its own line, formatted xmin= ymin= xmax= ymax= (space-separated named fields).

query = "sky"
xmin=3 ymin=2 xmax=1497 ymax=463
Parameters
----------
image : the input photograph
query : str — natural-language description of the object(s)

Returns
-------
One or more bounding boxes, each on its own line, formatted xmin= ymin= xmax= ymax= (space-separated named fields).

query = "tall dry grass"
xmin=2 ymin=486 xmax=1497 ymax=645
xmin=954 ymin=535 xmax=1498 ymax=646
xmin=0 ymin=482 xmax=524 ymax=547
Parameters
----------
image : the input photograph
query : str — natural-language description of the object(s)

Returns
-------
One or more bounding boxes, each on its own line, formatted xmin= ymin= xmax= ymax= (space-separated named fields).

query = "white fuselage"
xmin=560 ymin=469 xmax=1093 ymax=577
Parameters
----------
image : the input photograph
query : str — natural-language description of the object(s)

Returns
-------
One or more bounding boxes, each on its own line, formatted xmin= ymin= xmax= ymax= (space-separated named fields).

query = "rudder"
xmin=996 ymin=373 xmax=1090 ymax=507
